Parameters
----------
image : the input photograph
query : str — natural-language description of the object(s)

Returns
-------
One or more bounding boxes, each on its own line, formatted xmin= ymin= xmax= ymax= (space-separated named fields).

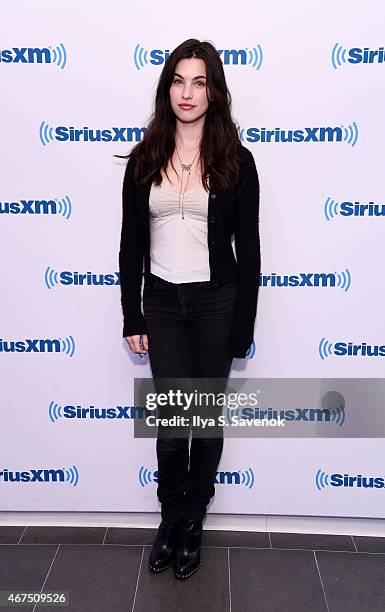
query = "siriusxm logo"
xmin=324 ymin=197 xmax=385 ymax=220
xmin=0 ymin=44 xmax=67 ymax=69
xmin=316 ymin=469 xmax=385 ymax=490
xmin=139 ymin=466 xmax=255 ymax=488
xmin=227 ymin=406 xmax=345 ymax=427
xmin=0 ymin=197 xmax=72 ymax=219
xmin=44 ymin=267 xmax=119 ymax=289
xmin=0 ymin=336 xmax=75 ymax=357
xmin=332 ymin=43 xmax=385 ymax=69
xmin=39 ymin=121 xmax=145 ymax=146
xmin=0 ymin=465 xmax=79 ymax=486
xmin=260 ymin=270 xmax=351 ymax=291
xmin=319 ymin=338 xmax=385 ymax=359
xmin=48 ymin=401 xmax=146 ymax=422
xmin=236 ymin=122 xmax=358 ymax=147
xmin=133 ymin=44 xmax=263 ymax=70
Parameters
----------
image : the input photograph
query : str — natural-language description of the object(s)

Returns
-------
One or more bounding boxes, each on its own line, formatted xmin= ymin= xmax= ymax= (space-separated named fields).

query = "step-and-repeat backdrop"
xmin=1 ymin=0 xmax=385 ymax=517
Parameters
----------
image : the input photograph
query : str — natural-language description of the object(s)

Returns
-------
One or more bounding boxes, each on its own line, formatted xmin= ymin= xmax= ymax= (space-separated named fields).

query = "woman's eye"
xmin=173 ymin=79 xmax=182 ymax=84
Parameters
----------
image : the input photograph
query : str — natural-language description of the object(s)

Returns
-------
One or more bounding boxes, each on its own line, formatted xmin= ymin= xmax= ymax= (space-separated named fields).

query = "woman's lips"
xmin=179 ymin=104 xmax=195 ymax=110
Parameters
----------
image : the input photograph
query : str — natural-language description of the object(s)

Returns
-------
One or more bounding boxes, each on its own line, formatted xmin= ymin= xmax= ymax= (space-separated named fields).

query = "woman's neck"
xmin=174 ymin=117 xmax=204 ymax=151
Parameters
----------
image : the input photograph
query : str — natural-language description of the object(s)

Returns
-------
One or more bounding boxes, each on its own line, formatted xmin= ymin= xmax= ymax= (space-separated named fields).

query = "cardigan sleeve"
xmin=119 ymin=157 xmax=148 ymax=338
xmin=228 ymin=150 xmax=261 ymax=358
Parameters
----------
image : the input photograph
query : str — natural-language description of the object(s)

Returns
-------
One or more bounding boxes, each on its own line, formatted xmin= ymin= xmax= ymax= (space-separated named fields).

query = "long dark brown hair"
xmin=114 ymin=38 xmax=242 ymax=191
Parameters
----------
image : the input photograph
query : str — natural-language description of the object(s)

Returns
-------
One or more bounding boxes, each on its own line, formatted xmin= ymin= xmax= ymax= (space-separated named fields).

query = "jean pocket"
xmin=197 ymin=280 xmax=213 ymax=288
xmin=144 ymin=279 xmax=158 ymax=292
xmin=197 ymin=280 xmax=237 ymax=291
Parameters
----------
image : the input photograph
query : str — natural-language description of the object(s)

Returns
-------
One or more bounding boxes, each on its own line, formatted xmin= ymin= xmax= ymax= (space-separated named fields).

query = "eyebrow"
xmin=174 ymin=72 xmax=207 ymax=80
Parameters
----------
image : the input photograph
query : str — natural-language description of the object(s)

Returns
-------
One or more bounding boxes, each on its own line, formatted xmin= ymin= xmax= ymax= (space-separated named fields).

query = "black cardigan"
xmin=119 ymin=143 xmax=261 ymax=358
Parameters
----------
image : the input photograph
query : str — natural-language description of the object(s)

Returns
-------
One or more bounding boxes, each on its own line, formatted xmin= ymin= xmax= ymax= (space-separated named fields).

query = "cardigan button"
xmin=210 ymin=240 xmax=216 ymax=245
xmin=210 ymin=218 xmax=215 ymax=223
xmin=210 ymin=193 xmax=217 ymax=199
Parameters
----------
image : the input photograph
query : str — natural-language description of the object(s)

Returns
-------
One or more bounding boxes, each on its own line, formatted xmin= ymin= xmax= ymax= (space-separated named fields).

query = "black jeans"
xmin=143 ymin=272 xmax=237 ymax=523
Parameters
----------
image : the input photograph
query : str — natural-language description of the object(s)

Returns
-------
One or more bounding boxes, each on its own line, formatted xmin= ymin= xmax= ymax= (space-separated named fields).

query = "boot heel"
xmin=173 ymin=519 xmax=203 ymax=580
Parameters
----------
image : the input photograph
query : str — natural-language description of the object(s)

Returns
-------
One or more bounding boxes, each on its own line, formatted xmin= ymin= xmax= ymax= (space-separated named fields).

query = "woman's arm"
xmin=119 ymin=157 xmax=148 ymax=338
xmin=229 ymin=150 xmax=261 ymax=358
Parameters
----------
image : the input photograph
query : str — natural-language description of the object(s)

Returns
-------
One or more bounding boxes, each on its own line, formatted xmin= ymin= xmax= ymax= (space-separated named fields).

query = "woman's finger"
xmin=125 ymin=335 xmax=148 ymax=354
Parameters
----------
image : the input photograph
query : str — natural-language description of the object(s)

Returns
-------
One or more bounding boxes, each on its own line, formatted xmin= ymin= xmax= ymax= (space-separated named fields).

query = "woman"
xmin=117 ymin=38 xmax=261 ymax=580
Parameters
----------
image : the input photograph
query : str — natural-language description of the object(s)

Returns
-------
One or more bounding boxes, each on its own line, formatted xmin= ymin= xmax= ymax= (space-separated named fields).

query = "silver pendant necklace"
xmin=175 ymin=146 xmax=200 ymax=220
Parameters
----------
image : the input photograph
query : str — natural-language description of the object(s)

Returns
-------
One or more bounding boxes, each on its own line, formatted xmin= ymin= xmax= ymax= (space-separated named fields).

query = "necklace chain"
xmin=175 ymin=146 xmax=200 ymax=220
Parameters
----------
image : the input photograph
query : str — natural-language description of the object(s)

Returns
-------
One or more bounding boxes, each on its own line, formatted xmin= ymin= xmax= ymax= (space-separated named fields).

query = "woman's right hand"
xmin=125 ymin=334 xmax=148 ymax=355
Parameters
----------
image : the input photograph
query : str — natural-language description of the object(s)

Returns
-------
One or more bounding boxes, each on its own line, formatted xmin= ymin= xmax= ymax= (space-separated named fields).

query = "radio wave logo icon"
xmin=324 ymin=197 xmax=339 ymax=221
xmin=315 ymin=469 xmax=330 ymax=490
xmin=57 ymin=196 xmax=72 ymax=219
xmin=342 ymin=121 xmax=358 ymax=147
xmin=246 ymin=46 xmax=263 ymax=69
xmin=65 ymin=465 xmax=79 ymax=486
xmin=226 ymin=405 xmax=239 ymax=425
xmin=324 ymin=196 xmax=340 ymax=221
xmin=235 ymin=122 xmax=245 ymax=142
xmin=330 ymin=405 xmax=346 ymax=426
xmin=336 ymin=268 xmax=351 ymax=292
xmin=138 ymin=466 xmax=156 ymax=487
xmin=49 ymin=42 xmax=67 ymax=69
xmin=44 ymin=266 xmax=59 ymax=289
xmin=240 ymin=467 xmax=255 ymax=489
xmin=246 ymin=340 xmax=256 ymax=359
xmin=48 ymin=401 xmax=63 ymax=422
xmin=59 ymin=336 xmax=76 ymax=358
xmin=133 ymin=44 xmax=149 ymax=70
xmin=331 ymin=43 xmax=347 ymax=69
xmin=318 ymin=337 xmax=334 ymax=360
xmin=39 ymin=121 xmax=54 ymax=146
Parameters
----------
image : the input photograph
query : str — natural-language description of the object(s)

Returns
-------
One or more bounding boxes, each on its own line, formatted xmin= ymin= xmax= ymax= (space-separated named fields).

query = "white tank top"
xmin=149 ymin=181 xmax=211 ymax=283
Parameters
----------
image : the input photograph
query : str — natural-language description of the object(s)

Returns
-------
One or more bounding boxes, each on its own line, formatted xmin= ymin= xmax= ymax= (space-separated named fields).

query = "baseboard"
xmin=1 ymin=512 xmax=385 ymax=537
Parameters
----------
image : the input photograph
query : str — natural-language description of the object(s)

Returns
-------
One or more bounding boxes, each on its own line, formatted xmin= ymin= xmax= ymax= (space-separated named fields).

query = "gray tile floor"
xmin=0 ymin=525 xmax=385 ymax=611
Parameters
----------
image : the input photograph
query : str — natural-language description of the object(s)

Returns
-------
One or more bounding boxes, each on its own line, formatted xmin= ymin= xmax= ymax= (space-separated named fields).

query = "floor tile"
xmin=316 ymin=550 xmax=385 ymax=612
xmin=21 ymin=526 xmax=106 ymax=545
xmin=202 ymin=529 xmax=270 ymax=548
xmin=106 ymin=527 xmax=157 ymax=546
xmin=230 ymin=548 xmax=327 ymax=612
xmin=270 ymin=532 xmax=355 ymax=552
xmin=352 ymin=535 xmax=385 ymax=553
xmin=0 ymin=526 xmax=25 ymax=544
xmin=0 ymin=545 xmax=57 ymax=612
xmin=34 ymin=544 xmax=142 ymax=612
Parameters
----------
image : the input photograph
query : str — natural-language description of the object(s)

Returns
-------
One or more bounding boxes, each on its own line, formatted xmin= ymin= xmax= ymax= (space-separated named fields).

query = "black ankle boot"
xmin=148 ymin=520 xmax=181 ymax=573
xmin=173 ymin=519 xmax=203 ymax=579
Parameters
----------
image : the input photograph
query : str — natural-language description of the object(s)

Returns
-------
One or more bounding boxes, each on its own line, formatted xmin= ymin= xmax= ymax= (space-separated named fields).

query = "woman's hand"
xmin=125 ymin=334 xmax=148 ymax=355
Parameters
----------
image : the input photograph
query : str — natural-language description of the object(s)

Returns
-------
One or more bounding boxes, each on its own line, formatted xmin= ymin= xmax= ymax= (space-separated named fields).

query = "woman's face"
xmin=169 ymin=57 xmax=211 ymax=124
